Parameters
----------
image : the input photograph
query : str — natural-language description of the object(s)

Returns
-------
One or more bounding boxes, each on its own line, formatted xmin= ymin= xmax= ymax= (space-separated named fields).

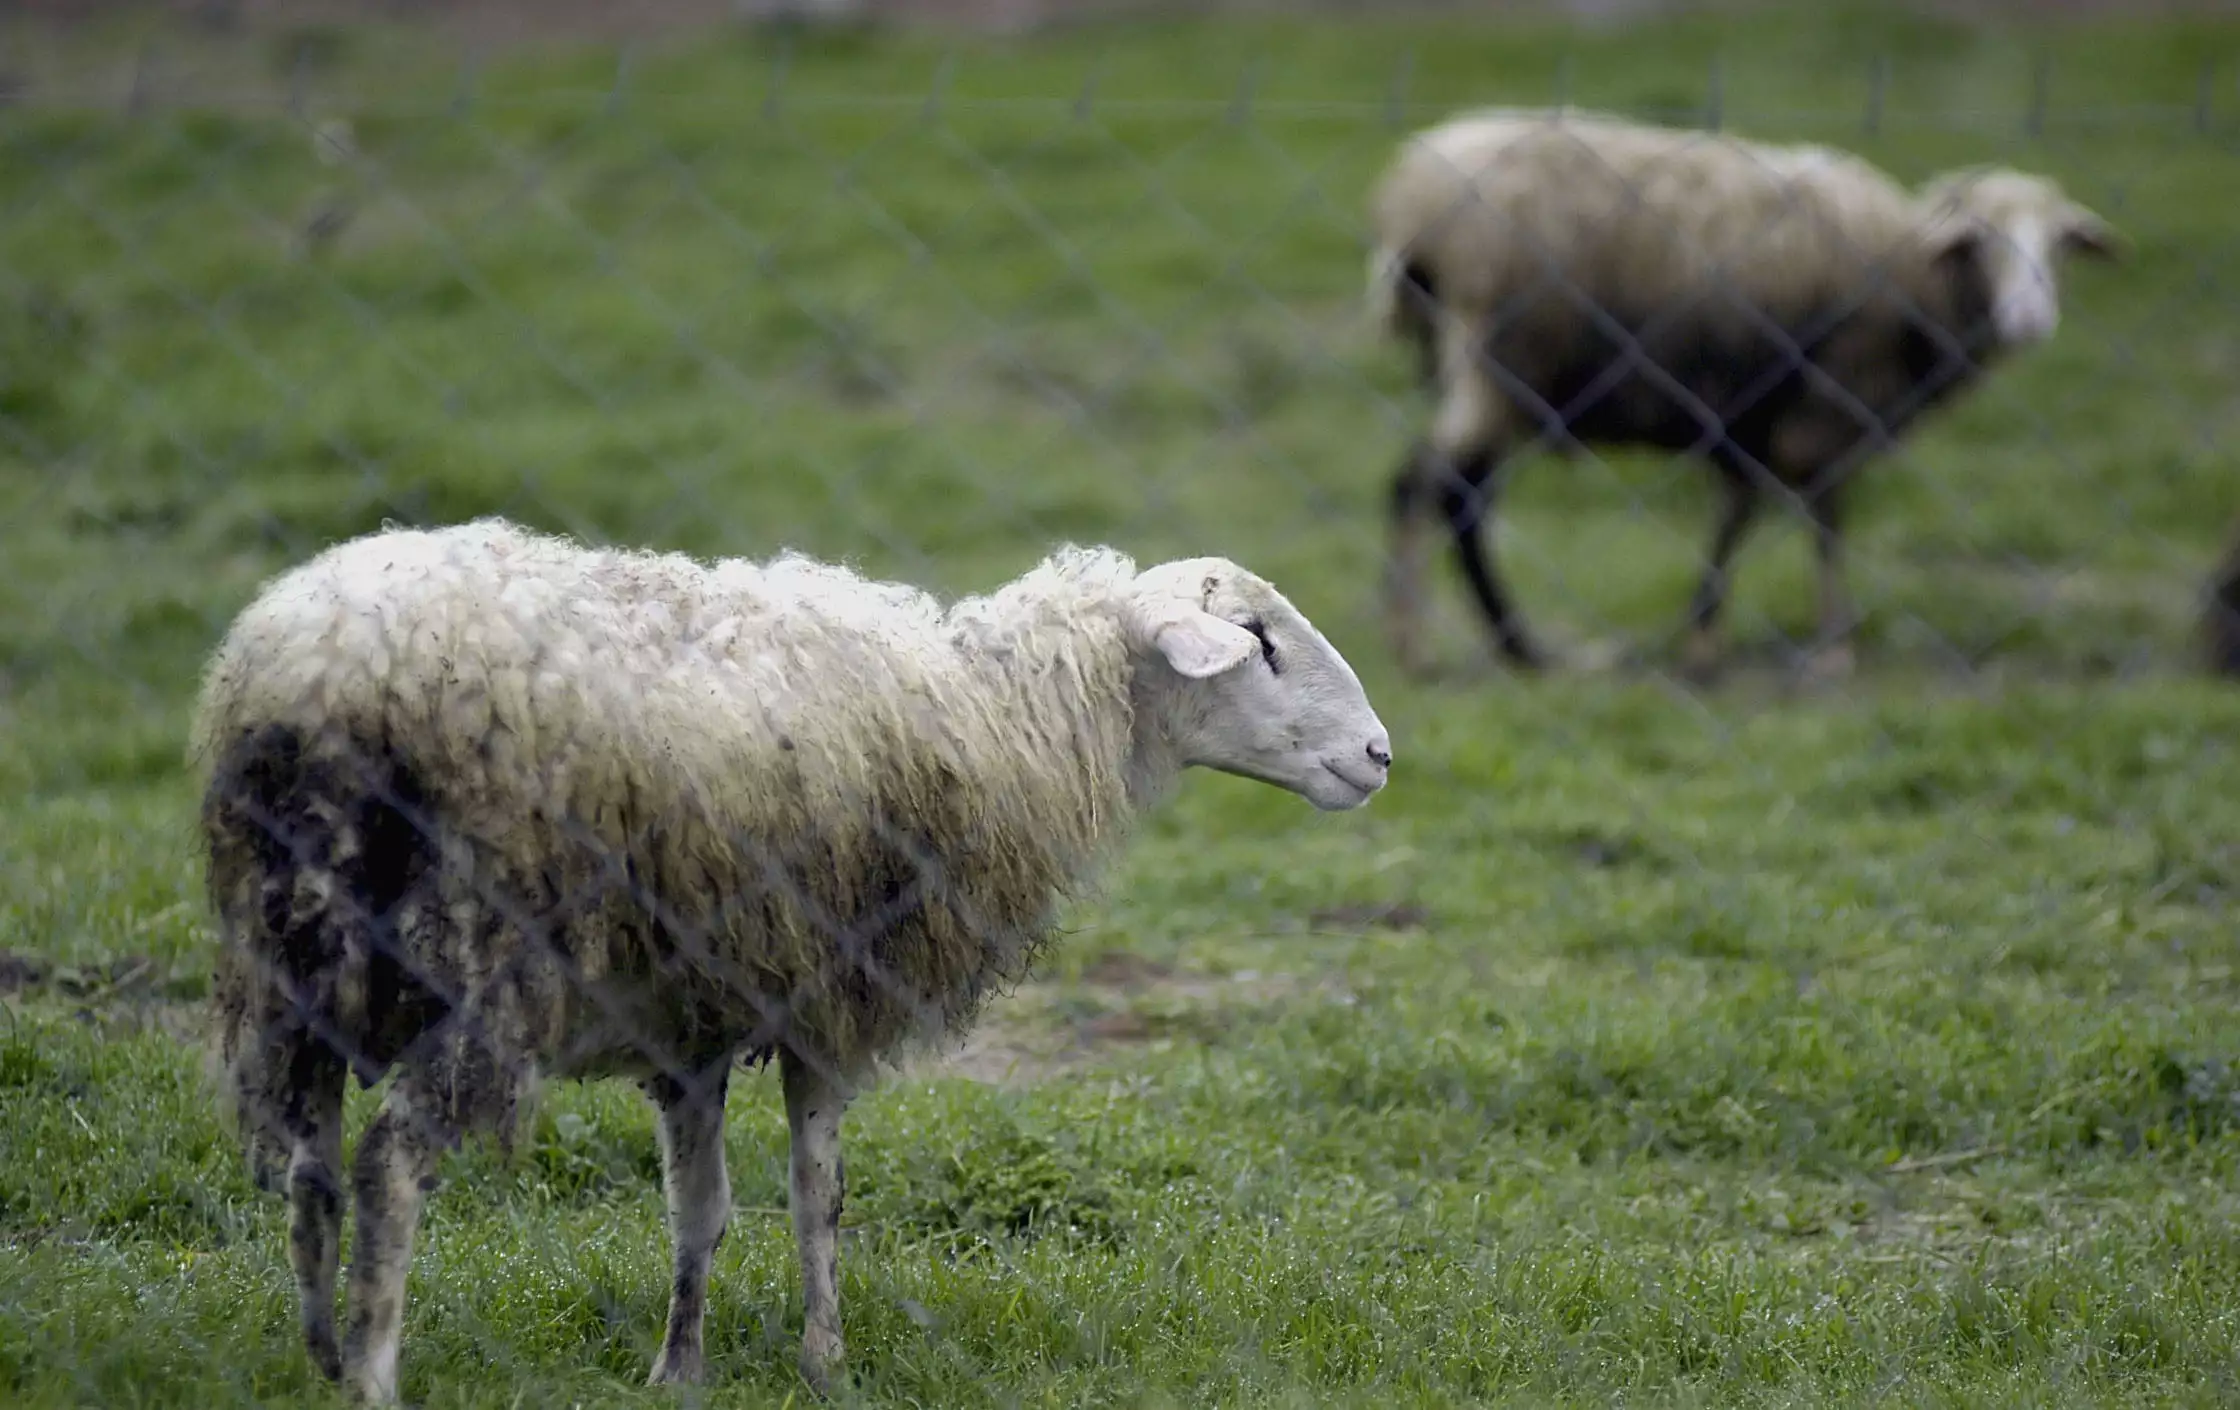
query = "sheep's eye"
xmin=1243 ymin=618 xmax=1281 ymax=675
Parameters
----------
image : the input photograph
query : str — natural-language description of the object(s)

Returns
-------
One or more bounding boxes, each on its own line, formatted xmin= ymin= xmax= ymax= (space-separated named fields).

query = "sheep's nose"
xmin=1366 ymin=740 xmax=1392 ymax=771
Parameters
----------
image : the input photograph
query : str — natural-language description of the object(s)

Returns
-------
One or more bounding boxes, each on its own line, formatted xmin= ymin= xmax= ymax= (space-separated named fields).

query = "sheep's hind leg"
xmin=1411 ymin=318 xmax=1542 ymax=672
xmin=646 ymin=1058 xmax=734 ymax=1387
xmin=1679 ymin=470 xmax=1764 ymax=683
xmin=285 ymin=1044 xmax=348 ymax=1382
xmin=1439 ymin=449 xmax=1544 ymax=670
xmin=781 ymin=1048 xmax=850 ymax=1393
xmin=1384 ymin=440 xmax=1442 ymax=677
xmin=339 ymin=1083 xmax=453 ymax=1405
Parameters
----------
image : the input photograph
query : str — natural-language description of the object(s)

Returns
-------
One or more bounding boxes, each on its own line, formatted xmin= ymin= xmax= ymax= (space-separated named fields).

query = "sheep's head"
xmin=1125 ymin=558 xmax=1390 ymax=813
xmin=1918 ymin=167 xmax=2122 ymax=347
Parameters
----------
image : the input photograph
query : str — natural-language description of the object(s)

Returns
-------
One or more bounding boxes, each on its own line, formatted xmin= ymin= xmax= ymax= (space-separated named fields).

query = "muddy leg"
xmin=781 ymin=1049 xmax=849 ymax=1393
xmin=1439 ymin=449 xmax=1543 ymax=669
xmin=1384 ymin=441 xmax=1440 ymax=677
xmin=286 ymin=1046 xmax=347 ymax=1382
xmin=646 ymin=1059 xmax=734 ymax=1387
xmin=1395 ymin=312 xmax=1523 ymax=674
xmin=339 ymin=1086 xmax=450 ymax=1405
xmin=1679 ymin=470 xmax=1764 ymax=681
xmin=1804 ymin=484 xmax=1856 ymax=682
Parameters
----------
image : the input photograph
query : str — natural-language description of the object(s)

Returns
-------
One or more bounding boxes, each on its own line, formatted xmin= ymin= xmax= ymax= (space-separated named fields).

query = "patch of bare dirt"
xmin=1079 ymin=951 xmax=1174 ymax=989
xmin=0 ymin=947 xmax=209 ymax=1045
xmin=0 ymin=947 xmax=198 ymax=1001
xmin=897 ymin=948 xmax=1354 ymax=1088
xmin=1308 ymin=901 xmax=1428 ymax=933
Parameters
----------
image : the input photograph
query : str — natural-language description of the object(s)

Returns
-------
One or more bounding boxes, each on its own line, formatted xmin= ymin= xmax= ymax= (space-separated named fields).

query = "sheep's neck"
xmin=1122 ymin=725 xmax=1183 ymax=815
xmin=947 ymin=604 xmax=1145 ymax=855
xmin=1119 ymin=657 xmax=1190 ymax=814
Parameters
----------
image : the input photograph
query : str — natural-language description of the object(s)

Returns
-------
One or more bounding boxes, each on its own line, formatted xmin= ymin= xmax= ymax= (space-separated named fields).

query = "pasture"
xmin=5 ymin=5 xmax=2240 ymax=1405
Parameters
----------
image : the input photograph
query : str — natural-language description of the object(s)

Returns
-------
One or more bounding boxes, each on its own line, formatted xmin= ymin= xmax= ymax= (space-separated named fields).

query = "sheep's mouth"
xmin=1319 ymin=760 xmax=1385 ymax=798
xmin=1206 ymin=758 xmax=1378 ymax=804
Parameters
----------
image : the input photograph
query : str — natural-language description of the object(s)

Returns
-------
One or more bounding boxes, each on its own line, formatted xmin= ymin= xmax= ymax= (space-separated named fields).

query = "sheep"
xmin=1368 ymin=107 xmax=2121 ymax=679
xmin=194 ymin=517 xmax=1391 ymax=1403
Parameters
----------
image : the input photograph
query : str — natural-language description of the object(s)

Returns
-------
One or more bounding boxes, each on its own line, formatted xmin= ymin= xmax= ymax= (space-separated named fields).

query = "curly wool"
xmin=196 ymin=520 xmax=1154 ymax=1147
xmin=1369 ymin=108 xmax=1950 ymax=340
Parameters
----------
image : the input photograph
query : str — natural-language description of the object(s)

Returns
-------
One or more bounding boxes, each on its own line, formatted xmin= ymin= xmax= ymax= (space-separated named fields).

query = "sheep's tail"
xmin=1366 ymin=243 xmax=1411 ymax=335
xmin=1367 ymin=242 xmax=1440 ymax=387
xmin=203 ymin=722 xmax=433 ymax=1190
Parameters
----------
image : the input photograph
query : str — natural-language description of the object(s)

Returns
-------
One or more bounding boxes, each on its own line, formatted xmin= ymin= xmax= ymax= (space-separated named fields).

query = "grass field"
xmin=6 ymin=5 xmax=2240 ymax=1406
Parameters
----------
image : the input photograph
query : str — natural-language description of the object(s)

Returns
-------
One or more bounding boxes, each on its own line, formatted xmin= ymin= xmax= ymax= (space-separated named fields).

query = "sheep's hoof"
xmin=1569 ymin=638 xmax=1628 ymax=675
xmin=1391 ymin=634 xmax=1439 ymax=681
xmin=1499 ymin=640 xmax=1552 ymax=674
xmin=647 ymin=1345 xmax=705 ymax=1387
xmin=1800 ymin=642 xmax=1856 ymax=686
xmin=342 ymin=1336 xmax=408 ymax=1406
xmin=1674 ymin=629 xmax=1725 ymax=686
xmin=305 ymin=1326 xmax=343 ymax=1384
xmin=799 ymin=1329 xmax=844 ymax=1397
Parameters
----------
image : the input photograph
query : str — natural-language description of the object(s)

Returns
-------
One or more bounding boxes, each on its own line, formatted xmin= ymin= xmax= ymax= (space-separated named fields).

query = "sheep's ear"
xmin=2060 ymin=205 xmax=2124 ymax=261
xmin=1922 ymin=210 xmax=1984 ymax=270
xmin=1148 ymin=610 xmax=1258 ymax=679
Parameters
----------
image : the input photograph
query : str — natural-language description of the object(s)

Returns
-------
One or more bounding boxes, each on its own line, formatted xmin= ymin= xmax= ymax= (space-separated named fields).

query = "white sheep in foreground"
xmin=1369 ymin=107 xmax=2121 ymax=678
xmin=195 ymin=518 xmax=1390 ymax=1403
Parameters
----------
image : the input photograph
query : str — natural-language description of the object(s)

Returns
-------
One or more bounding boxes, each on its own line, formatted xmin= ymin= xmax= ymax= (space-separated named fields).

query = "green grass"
xmin=6 ymin=4 xmax=2240 ymax=1405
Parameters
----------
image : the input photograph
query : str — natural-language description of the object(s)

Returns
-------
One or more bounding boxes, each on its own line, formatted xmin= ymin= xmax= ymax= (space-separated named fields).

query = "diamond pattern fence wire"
xmin=5 ymin=32 xmax=2240 ymax=1404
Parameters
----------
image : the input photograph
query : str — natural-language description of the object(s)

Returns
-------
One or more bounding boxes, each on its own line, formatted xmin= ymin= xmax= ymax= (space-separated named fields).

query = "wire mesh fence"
xmin=6 ymin=19 xmax=2240 ymax=1405
xmin=12 ymin=46 xmax=2237 ymax=656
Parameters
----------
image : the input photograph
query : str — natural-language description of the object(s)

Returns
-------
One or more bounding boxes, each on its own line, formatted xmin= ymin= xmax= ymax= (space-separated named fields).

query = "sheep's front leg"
xmin=1804 ymin=486 xmax=1856 ymax=683
xmin=1680 ymin=471 xmax=1763 ymax=682
xmin=339 ymin=1088 xmax=449 ymax=1405
xmin=1771 ymin=417 xmax=1861 ymax=683
xmin=781 ymin=1049 xmax=850 ymax=1392
xmin=646 ymin=1059 xmax=733 ymax=1387
xmin=1439 ymin=449 xmax=1542 ymax=670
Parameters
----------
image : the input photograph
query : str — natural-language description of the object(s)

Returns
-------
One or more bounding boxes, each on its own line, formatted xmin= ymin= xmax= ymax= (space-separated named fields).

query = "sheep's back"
xmin=196 ymin=522 xmax=944 ymax=827
xmin=1377 ymin=112 xmax=1931 ymax=326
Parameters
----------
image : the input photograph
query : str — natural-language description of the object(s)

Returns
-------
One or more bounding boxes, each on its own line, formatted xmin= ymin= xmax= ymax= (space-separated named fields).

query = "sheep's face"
xmin=1921 ymin=168 xmax=2121 ymax=347
xmin=1126 ymin=558 xmax=1391 ymax=812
